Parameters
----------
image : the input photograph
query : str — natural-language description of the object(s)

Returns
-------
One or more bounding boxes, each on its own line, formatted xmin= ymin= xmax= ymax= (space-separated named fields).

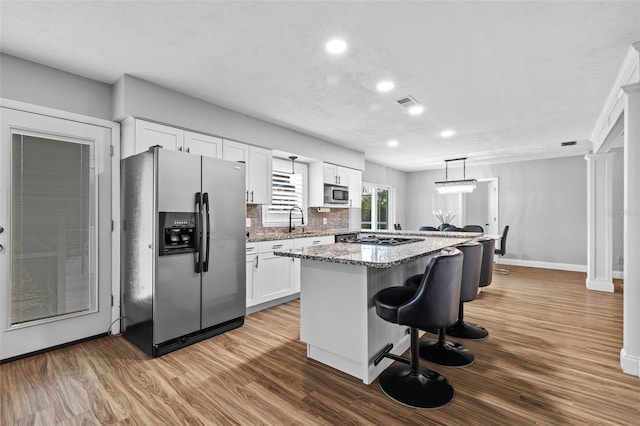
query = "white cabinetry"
xmin=309 ymin=162 xmax=362 ymax=208
xmin=245 ymin=243 xmax=259 ymax=306
xmin=323 ymin=163 xmax=349 ymax=186
xmin=223 ymin=140 xmax=272 ymax=204
xmin=291 ymin=236 xmax=334 ymax=291
xmin=121 ymin=117 xmax=223 ymax=159
xmin=184 ymin=131 xmax=223 ymax=158
xmin=347 ymin=168 xmax=362 ymax=208
xmin=246 ymin=239 xmax=294 ymax=308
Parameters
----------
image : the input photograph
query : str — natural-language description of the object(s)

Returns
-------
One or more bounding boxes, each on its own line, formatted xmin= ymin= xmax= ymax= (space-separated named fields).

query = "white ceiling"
xmin=1 ymin=1 xmax=639 ymax=171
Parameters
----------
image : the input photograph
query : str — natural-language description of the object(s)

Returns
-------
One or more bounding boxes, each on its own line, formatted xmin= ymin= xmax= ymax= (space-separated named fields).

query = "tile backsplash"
xmin=246 ymin=204 xmax=349 ymax=235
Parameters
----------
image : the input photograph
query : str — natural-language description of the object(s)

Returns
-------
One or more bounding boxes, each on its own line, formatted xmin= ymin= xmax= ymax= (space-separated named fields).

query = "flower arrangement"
xmin=433 ymin=210 xmax=457 ymax=225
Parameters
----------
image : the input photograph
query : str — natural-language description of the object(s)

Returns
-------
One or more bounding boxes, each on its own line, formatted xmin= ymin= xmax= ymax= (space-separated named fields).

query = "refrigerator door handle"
xmin=203 ymin=192 xmax=211 ymax=272
xmin=195 ymin=192 xmax=203 ymax=273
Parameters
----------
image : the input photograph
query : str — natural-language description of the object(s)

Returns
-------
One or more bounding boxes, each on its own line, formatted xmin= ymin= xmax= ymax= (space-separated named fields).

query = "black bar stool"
xmin=446 ymin=237 xmax=495 ymax=340
xmin=373 ymin=248 xmax=463 ymax=409
xmin=405 ymin=242 xmax=482 ymax=367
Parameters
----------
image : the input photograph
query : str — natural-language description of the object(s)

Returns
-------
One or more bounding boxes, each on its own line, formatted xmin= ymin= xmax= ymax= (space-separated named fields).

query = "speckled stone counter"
xmin=277 ymin=234 xmax=478 ymax=384
xmin=274 ymin=234 xmax=475 ymax=268
xmin=247 ymin=229 xmax=350 ymax=243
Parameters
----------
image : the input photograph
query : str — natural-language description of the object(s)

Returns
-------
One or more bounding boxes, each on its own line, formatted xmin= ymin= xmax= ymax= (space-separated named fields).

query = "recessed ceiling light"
xmin=325 ymin=39 xmax=347 ymax=54
xmin=408 ymin=105 xmax=424 ymax=115
xmin=387 ymin=139 xmax=399 ymax=147
xmin=376 ymin=81 xmax=394 ymax=92
xmin=440 ymin=130 xmax=456 ymax=138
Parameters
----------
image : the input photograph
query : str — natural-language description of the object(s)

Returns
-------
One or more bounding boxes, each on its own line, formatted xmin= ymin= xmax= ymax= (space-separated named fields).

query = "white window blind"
xmin=262 ymin=158 xmax=307 ymax=226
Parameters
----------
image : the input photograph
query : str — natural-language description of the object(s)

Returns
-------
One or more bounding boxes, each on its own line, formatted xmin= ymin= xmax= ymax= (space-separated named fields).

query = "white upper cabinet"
xmin=347 ymin=167 xmax=362 ymax=208
xmin=223 ymin=140 xmax=272 ymax=204
xmin=323 ymin=163 xmax=349 ymax=186
xmin=121 ymin=117 xmax=222 ymax=159
xmin=184 ymin=131 xmax=223 ymax=158
xmin=309 ymin=161 xmax=361 ymax=207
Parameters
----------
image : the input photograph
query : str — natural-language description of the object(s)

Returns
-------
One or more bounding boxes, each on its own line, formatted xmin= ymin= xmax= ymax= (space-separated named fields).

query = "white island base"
xmin=299 ymin=257 xmax=432 ymax=385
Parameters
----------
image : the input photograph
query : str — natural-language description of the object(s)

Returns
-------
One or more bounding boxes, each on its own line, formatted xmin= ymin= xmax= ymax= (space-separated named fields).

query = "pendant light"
xmin=289 ymin=156 xmax=297 ymax=174
xmin=435 ymin=157 xmax=477 ymax=194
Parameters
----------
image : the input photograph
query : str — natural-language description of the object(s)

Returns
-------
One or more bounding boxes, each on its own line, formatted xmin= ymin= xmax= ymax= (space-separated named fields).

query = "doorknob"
xmin=0 ymin=225 xmax=4 ymax=233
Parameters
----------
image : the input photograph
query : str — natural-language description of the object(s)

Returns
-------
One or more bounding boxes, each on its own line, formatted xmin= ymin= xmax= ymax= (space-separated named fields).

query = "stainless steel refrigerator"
xmin=121 ymin=147 xmax=246 ymax=357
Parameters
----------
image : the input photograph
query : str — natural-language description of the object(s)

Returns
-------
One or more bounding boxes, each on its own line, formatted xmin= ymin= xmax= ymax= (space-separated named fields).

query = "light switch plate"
xmin=323 ymin=218 xmax=328 ymax=225
xmin=246 ymin=218 xmax=251 ymax=227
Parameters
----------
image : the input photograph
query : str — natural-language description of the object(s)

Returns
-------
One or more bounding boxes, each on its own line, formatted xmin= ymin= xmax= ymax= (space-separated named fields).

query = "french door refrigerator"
xmin=121 ymin=147 xmax=246 ymax=356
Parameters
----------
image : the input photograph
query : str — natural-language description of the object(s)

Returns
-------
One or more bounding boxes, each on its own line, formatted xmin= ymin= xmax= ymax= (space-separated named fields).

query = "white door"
xmin=0 ymin=108 xmax=111 ymax=360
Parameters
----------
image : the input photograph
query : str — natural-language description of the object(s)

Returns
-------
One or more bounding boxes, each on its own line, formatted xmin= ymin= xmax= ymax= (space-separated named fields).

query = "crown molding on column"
xmin=591 ymin=42 xmax=640 ymax=153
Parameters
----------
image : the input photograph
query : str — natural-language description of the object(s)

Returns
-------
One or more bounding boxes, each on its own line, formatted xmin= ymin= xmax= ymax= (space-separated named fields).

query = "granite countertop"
xmin=274 ymin=234 xmax=476 ymax=269
xmin=247 ymin=229 xmax=353 ymax=243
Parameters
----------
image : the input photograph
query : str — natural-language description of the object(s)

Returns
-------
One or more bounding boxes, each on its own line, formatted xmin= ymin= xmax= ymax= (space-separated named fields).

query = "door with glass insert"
xmin=0 ymin=108 xmax=111 ymax=360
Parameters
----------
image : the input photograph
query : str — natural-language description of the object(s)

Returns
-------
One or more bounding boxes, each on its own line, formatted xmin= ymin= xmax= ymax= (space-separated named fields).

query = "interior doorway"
xmin=461 ymin=177 xmax=499 ymax=235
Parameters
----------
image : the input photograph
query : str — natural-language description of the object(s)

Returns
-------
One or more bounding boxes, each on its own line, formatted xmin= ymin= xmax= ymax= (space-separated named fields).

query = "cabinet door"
xmin=246 ymin=255 xmax=258 ymax=306
xmin=323 ymin=163 xmax=338 ymax=184
xmin=336 ymin=166 xmax=350 ymax=187
xmin=134 ymin=119 xmax=183 ymax=154
xmin=248 ymin=146 xmax=272 ymax=205
xmin=347 ymin=168 xmax=362 ymax=207
xmin=185 ymin=131 xmax=222 ymax=158
xmin=223 ymin=140 xmax=250 ymax=201
xmin=259 ymin=253 xmax=292 ymax=299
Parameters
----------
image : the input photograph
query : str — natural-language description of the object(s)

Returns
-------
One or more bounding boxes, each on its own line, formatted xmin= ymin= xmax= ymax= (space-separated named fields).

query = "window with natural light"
xmin=361 ymin=182 xmax=392 ymax=231
xmin=262 ymin=158 xmax=308 ymax=226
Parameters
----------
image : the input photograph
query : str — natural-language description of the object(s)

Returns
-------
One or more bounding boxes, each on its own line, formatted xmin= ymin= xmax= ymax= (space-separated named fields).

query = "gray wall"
xmin=406 ymin=155 xmax=588 ymax=266
xmin=363 ymin=160 xmax=409 ymax=229
xmin=0 ymin=54 xmax=112 ymax=119
xmin=113 ymin=75 xmax=365 ymax=170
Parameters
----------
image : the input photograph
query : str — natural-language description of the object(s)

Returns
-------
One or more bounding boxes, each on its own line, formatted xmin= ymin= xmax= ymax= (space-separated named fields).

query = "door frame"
xmin=458 ymin=177 xmax=499 ymax=234
xmin=0 ymin=99 xmax=121 ymax=341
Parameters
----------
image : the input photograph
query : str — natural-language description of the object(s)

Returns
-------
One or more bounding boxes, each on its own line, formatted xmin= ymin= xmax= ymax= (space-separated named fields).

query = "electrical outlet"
xmin=246 ymin=218 xmax=251 ymax=227
xmin=617 ymin=257 xmax=624 ymax=265
xmin=323 ymin=218 xmax=328 ymax=225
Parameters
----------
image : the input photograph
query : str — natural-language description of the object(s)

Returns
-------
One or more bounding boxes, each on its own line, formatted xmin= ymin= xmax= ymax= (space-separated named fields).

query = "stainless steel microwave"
xmin=324 ymin=184 xmax=349 ymax=205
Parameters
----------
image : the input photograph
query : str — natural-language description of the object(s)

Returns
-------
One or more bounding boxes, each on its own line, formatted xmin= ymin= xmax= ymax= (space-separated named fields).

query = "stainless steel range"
xmin=343 ymin=235 xmax=424 ymax=246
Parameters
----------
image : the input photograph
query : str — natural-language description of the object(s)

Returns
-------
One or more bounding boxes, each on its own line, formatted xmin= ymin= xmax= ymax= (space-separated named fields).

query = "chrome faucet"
xmin=289 ymin=206 xmax=305 ymax=232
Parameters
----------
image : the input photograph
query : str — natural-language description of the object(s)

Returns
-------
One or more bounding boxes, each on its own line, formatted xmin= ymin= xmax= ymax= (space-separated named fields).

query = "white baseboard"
xmin=586 ymin=278 xmax=615 ymax=293
xmin=496 ymin=258 xmax=624 ymax=280
xmin=620 ymin=348 xmax=640 ymax=377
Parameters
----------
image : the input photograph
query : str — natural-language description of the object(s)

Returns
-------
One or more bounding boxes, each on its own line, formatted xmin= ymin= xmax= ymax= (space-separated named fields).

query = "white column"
xmin=621 ymin=82 xmax=640 ymax=377
xmin=585 ymin=153 xmax=615 ymax=292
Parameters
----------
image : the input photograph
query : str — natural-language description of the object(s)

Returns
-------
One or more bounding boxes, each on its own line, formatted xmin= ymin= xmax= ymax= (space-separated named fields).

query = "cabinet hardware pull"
xmin=187 ymin=147 xmax=190 ymax=153
xmin=273 ymin=244 xmax=282 ymax=249
xmin=178 ymin=146 xmax=183 ymax=152
xmin=255 ymin=255 xmax=259 ymax=268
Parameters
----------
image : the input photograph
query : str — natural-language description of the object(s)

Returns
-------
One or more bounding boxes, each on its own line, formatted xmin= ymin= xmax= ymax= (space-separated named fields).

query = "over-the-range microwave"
xmin=324 ymin=184 xmax=349 ymax=205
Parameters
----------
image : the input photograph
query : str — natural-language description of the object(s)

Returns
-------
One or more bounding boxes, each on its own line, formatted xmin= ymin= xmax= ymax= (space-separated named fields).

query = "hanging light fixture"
xmin=289 ymin=156 xmax=297 ymax=174
xmin=435 ymin=157 xmax=477 ymax=194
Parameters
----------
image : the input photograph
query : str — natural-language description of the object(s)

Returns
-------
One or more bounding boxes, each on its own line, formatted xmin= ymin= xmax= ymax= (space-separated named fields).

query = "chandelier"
xmin=435 ymin=157 xmax=477 ymax=194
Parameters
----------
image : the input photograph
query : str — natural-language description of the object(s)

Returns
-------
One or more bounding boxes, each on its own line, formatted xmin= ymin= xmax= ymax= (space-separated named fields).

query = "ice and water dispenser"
xmin=158 ymin=212 xmax=196 ymax=256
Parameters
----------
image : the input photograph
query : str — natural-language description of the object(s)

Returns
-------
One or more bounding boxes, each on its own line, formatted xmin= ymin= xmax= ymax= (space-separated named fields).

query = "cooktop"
xmin=343 ymin=235 xmax=424 ymax=246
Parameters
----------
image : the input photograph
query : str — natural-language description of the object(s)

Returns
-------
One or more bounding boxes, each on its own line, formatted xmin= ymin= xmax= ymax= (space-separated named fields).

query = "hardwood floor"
xmin=2 ymin=266 xmax=638 ymax=425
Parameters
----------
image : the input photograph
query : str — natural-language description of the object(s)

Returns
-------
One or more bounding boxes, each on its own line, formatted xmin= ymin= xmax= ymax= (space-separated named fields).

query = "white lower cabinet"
xmin=245 ymin=243 xmax=258 ymax=306
xmin=247 ymin=239 xmax=294 ymax=308
xmin=246 ymin=236 xmax=334 ymax=309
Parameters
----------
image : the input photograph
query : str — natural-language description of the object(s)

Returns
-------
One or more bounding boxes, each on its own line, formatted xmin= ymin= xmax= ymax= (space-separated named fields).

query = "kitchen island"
xmin=275 ymin=233 xmax=475 ymax=384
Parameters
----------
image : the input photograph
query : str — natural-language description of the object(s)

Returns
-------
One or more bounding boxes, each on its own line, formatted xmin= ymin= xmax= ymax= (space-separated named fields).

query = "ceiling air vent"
xmin=396 ymin=96 xmax=420 ymax=109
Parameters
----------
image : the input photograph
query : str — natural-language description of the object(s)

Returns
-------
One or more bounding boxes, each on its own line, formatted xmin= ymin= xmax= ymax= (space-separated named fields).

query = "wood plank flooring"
xmin=2 ymin=266 xmax=638 ymax=425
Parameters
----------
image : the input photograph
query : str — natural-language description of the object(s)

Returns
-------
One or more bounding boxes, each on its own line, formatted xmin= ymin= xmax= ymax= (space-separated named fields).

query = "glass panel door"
xmin=360 ymin=183 xmax=392 ymax=231
xmin=1 ymin=108 xmax=111 ymax=361
xmin=376 ymin=187 xmax=389 ymax=230
xmin=11 ymin=134 xmax=94 ymax=325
